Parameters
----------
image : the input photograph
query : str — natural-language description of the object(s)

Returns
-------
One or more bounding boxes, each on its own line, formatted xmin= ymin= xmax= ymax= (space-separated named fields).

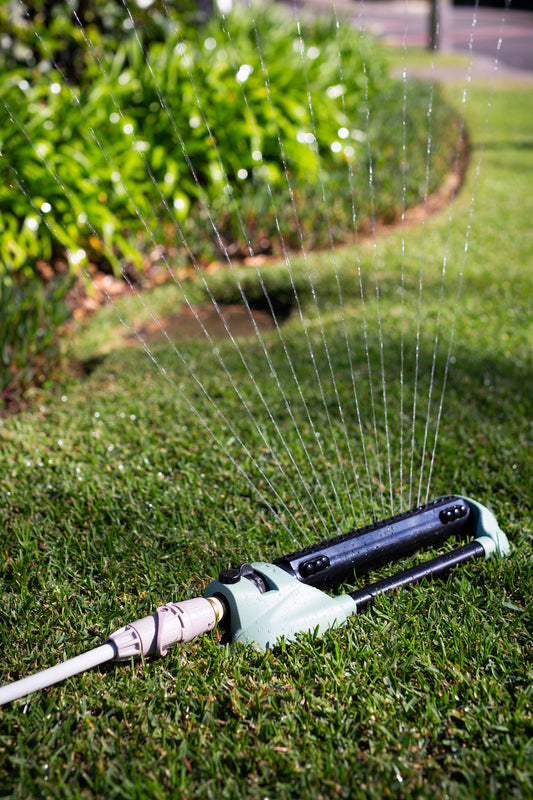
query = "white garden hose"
xmin=0 ymin=596 xmax=224 ymax=706
xmin=0 ymin=644 xmax=116 ymax=706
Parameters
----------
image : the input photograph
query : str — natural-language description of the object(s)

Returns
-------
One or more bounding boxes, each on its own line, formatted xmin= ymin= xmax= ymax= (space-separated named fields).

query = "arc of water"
xmin=424 ymin=11 xmax=509 ymax=502
xmin=3 ymin=103 xmax=313 ymax=547
xmin=25 ymin=4 xmax=351 ymax=539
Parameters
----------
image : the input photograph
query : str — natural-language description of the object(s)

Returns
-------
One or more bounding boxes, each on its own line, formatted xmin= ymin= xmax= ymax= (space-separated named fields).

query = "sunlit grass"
xmin=0 ymin=78 xmax=531 ymax=799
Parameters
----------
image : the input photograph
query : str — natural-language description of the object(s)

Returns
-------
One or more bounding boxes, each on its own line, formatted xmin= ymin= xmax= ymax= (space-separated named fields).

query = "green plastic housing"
xmin=461 ymin=496 xmax=510 ymax=557
xmin=205 ymin=562 xmax=355 ymax=650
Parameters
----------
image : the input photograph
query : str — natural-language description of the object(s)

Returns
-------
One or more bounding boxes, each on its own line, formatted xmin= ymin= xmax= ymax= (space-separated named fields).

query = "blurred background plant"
xmin=0 ymin=0 xmax=461 ymax=401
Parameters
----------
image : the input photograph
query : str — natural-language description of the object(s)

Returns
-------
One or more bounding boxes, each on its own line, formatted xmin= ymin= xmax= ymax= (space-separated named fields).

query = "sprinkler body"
xmin=0 ymin=496 xmax=509 ymax=704
xmin=205 ymin=496 xmax=509 ymax=649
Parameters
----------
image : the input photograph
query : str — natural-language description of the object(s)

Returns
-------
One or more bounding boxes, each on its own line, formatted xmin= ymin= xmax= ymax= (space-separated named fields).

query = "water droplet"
xmin=69 ymin=248 xmax=87 ymax=264
xmin=331 ymin=141 xmax=342 ymax=153
xmin=307 ymin=46 xmax=320 ymax=59
xmin=252 ymin=150 xmax=262 ymax=162
xmin=94 ymin=412 xmax=100 ymax=418
xmin=292 ymin=39 xmax=304 ymax=55
xmin=110 ymin=112 xmax=120 ymax=124
xmin=204 ymin=37 xmax=217 ymax=51
xmin=118 ymin=73 xmax=130 ymax=86
xmin=236 ymin=64 xmax=253 ymax=84
xmin=50 ymin=83 xmax=61 ymax=95
xmin=25 ymin=217 xmax=39 ymax=231
xmin=237 ymin=168 xmax=248 ymax=180
xmin=61 ymin=395 xmax=68 ymax=402
xmin=18 ymin=79 xmax=30 ymax=91
xmin=123 ymin=123 xmax=134 ymax=135
xmin=41 ymin=202 xmax=52 ymax=213
xmin=130 ymin=414 xmax=136 ymax=421
xmin=326 ymin=84 xmax=345 ymax=99
xmin=338 ymin=127 xmax=349 ymax=139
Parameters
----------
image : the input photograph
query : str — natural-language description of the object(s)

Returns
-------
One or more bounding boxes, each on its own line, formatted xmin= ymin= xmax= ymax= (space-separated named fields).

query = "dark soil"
xmin=129 ymin=303 xmax=275 ymax=345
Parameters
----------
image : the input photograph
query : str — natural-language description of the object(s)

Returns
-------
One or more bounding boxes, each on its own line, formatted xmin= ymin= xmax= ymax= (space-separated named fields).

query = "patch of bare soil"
xmin=129 ymin=303 xmax=275 ymax=345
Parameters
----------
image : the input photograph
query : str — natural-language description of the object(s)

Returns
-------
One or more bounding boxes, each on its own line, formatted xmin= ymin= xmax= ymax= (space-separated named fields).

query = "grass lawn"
xmin=0 ymin=68 xmax=532 ymax=798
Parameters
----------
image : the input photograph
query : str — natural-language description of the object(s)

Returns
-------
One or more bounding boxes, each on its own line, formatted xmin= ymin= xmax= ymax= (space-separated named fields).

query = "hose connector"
xmin=108 ymin=596 xmax=224 ymax=661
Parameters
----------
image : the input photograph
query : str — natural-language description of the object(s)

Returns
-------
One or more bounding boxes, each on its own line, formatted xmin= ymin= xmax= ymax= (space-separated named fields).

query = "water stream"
xmin=1 ymin=0 xmax=509 ymax=550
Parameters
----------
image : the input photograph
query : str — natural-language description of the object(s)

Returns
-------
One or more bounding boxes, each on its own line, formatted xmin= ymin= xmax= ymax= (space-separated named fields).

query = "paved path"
xmin=287 ymin=0 xmax=533 ymax=82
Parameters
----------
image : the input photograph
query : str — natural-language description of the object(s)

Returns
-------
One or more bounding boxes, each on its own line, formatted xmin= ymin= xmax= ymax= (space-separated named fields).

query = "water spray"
xmin=0 ymin=496 xmax=509 ymax=706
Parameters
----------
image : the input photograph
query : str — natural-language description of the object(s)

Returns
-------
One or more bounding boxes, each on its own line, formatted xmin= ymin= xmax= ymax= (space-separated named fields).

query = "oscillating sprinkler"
xmin=0 ymin=496 xmax=509 ymax=705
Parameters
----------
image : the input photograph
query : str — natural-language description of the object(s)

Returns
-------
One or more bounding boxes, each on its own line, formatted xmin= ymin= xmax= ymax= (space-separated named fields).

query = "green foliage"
xmin=0 ymin=1 xmax=209 ymax=79
xmin=0 ymin=2 xmax=458 ymax=280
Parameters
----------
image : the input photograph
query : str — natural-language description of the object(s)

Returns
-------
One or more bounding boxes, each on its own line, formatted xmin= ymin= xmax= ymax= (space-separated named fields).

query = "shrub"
xmin=1 ymin=4 xmax=393 ymax=277
xmin=0 ymin=3 xmax=461 ymax=399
